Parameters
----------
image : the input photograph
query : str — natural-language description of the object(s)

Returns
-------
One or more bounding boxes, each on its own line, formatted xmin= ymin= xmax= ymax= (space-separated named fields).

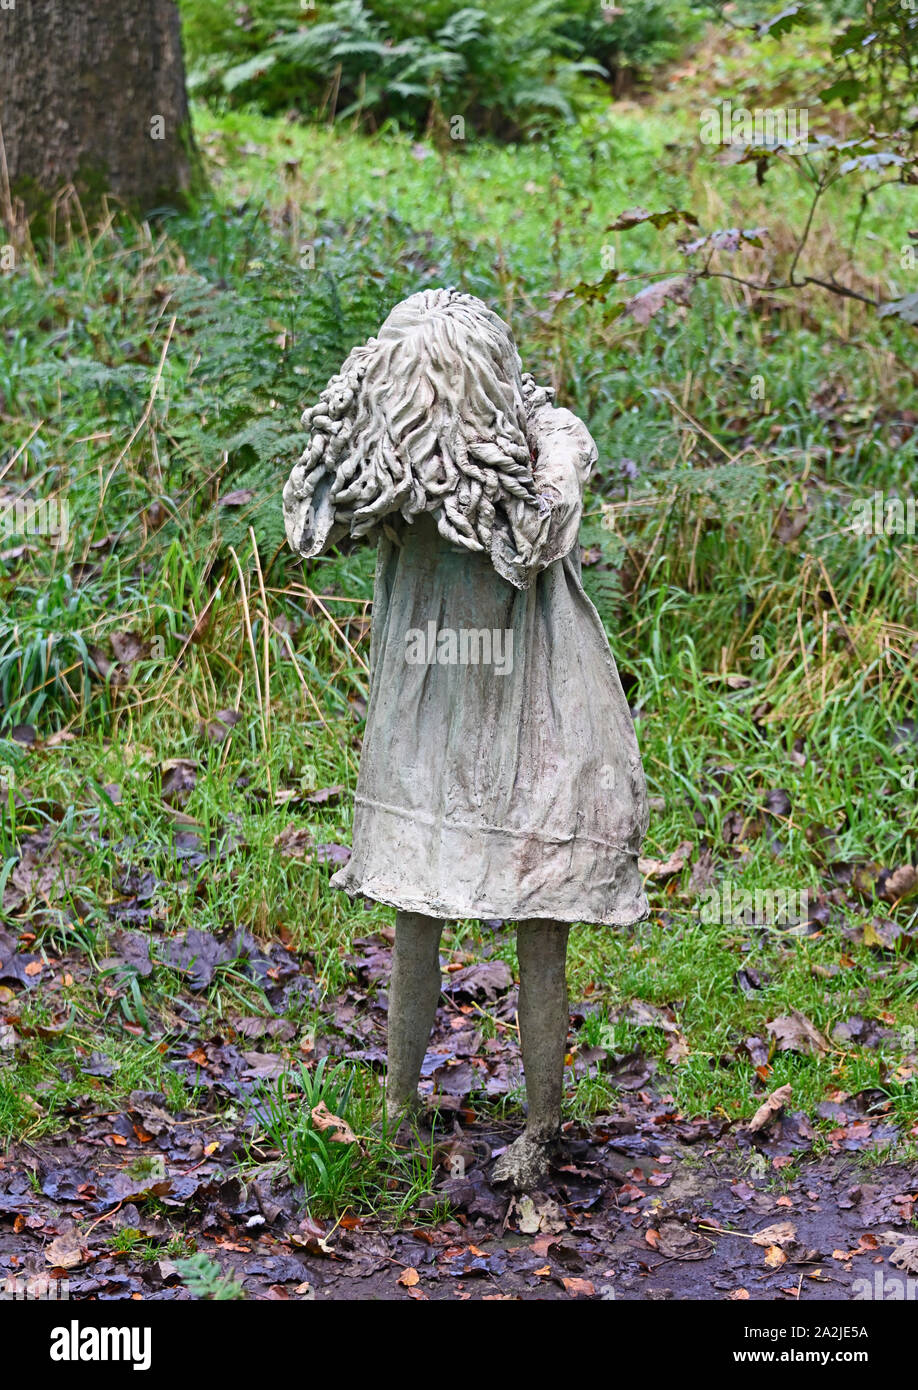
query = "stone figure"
xmin=283 ymin=288 xmax=648 ymax=1188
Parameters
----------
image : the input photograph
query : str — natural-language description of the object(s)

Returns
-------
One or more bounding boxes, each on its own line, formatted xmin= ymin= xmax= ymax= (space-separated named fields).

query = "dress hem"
xmin=329 ymin=867 xmax=650 ymax=928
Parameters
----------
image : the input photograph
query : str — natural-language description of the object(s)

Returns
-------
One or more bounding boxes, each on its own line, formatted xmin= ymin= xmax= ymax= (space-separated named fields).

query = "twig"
xmin=229 ymin=544 xmax=273 ymax=801
xmin=98 ymin=314 xmax=176 ymax=499
xmin=0 ymin=421 xmax=44 ymax=486
xmin=291 ymin=581 xmax=370 ymax=674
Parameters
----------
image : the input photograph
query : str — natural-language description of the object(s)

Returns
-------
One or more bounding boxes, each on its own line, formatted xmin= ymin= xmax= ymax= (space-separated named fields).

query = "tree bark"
xmin=0 ymin=0 xmax=197 ymax=217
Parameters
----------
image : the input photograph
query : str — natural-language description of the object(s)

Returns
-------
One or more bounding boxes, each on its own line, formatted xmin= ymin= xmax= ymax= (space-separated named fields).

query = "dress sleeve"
xmin=283 ymin=463 xmax=349 ymax=558
xmin=526 ymin=403 xmax=598 ymax=570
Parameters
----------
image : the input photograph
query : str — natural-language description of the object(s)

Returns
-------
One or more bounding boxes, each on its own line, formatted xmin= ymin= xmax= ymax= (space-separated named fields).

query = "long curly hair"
xmin=283 ymin=289 xmax=554 ymax=573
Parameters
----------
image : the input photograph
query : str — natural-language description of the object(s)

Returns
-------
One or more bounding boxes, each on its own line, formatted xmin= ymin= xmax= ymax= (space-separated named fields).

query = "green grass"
xmin=108 ymin=1228 xmax=193 ymax=1262
xmin=0 ymin=16 xmax=916 ymax=1216
xmin=249 ymin=1057 xmax=445 ymax=1220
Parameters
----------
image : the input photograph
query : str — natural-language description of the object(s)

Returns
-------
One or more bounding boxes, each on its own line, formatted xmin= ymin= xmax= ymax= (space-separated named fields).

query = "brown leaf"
xmin=638 ymin=840 xmax=692 ymax=880
xmin=752 ymin=1221 xmax=797 ymax=1247
xmin=303 ymin=785 xmax=344 ymax=805
xmin=664 ymin=1034 xmax=691 ymax=1065
xmin=158 ymin=758 xmax=198 ymax=809
xmin=562 ymin=1277 xmax=595 ymax=1297
xmin=273 ymin=826 xmax=314 ymax=859
xmin=310 ymin=1102 xmax=357 ymax=1144
xmin=242 ymin=1052 xmax=287 ymax=1080
xmin=747 ymin=1083 xmax=793 ymax=1133
xmin=511 ymin=1194 xmax=565 ymax=1235
xmin=625 ymin=999 xmax=680 ymax=1034
xmin=688 ymin=847 xmax=716 ymax=894
xmin=45 ymin=1234 xmax=85 ymax=1269
xmin=608 ymin=207 xmax=698 ymax=232
xmin=775 ymin=498 xmax=812 ymax=543
xmin=397 ymin=1267 xmax=420 ymax=1287
xmin=443 ymin=960 xmax=513 ymax=1002
xmin=883 ymin=1234 xmax=918 ymax=1273
xmin=766 ymin=1010 xmax=832 ymax=1057
xmin=651 ymin=1220 xmax=712 ymax=1261
xmin=290 ymin=1214 xmax=334 ymax=1256
xmin=625 ymin=277 xmax=694 ymax=326
xmin=878 ymin=865 xmax=918 ymax=905
xmin=680 ymin=226 xmax=768 ymax=255
xmin=608 ymin=205 xmax=653 ymax=229
xmin=203 ymin=709 xmax=241 ymax=744
xmin=110 ymin=630 xmax=148 ymax=666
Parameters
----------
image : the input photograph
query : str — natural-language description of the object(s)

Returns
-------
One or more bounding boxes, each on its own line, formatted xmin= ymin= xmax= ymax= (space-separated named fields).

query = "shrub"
xmin=178 ymin=0 xmax=698 ymax=137
xmin=560 ymin=0 xmax=703 ymax=93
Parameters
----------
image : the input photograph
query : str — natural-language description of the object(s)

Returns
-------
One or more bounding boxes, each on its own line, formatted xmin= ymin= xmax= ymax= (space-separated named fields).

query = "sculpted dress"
xmin=327 ymin=398 xmax=649 ymax=926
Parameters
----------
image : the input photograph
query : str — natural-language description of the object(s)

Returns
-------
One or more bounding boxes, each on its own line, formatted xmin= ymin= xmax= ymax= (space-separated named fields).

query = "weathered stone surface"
xmin=284 ymin=290 xmax=650 ymax=1187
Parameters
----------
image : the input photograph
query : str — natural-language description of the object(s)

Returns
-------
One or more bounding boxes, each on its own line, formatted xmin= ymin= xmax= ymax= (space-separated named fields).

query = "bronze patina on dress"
xmin=283 ymin=289 xmax=648 ymax=927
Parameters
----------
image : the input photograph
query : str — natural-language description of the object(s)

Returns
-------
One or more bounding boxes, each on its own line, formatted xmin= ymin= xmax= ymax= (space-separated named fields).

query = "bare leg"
xmin=492 ymin=919 xmax=570 ymax=1189
xmin=385 ymin=910 xmax=444 ymax=1125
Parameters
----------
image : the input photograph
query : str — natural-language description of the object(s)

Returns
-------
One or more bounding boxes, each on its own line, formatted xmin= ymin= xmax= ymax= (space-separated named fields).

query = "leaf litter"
xmin=0 ymin=919 xmax=916 ymax=1300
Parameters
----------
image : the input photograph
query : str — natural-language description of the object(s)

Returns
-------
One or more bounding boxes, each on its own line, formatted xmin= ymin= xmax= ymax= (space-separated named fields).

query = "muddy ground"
xmin=2 ymin=923 xmax=917 ymax=1301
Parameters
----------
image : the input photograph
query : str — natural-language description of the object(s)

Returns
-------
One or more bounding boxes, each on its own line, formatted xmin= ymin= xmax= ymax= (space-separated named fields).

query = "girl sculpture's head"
xmin=283 ymin=289 xmax=549 ymax=566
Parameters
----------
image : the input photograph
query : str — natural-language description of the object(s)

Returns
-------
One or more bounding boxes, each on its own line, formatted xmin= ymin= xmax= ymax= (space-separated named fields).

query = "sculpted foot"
xmin=386 ymin=1091 xmax=425 ymax=1131
xmin=385 ymin=1091 xmax=447 ymax=1140
xmin=491 ymin=920 xmax=570 ymax=1191
xmin=491 ymin=1131 xmax=558 ymax=1190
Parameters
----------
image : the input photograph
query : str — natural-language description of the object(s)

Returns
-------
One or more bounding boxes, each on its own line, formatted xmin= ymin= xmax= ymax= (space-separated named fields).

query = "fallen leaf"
xmin=310 ymin=1102 xmax=357 ymax=1144
xmin=45 ymin=1234 xmax=85 ymax=1269
xmin=562 ymin=1277 xmax=595 ymax=1297
xmin=638 ymin=841 xmax=692 ymax=880
xmin=442 ymin=960 xmax=513 ymax=1002
xmin=747 ymin=1083 xmax=793 ymax=1132
xmin=882 ymin=1233 xmax=918 ymax=1273
xmin=752 ymin=1221 xmax=798 ymax=1247
xmin=651 ymin=1220 xmax=712 ymax=1261
xmin=511 ymin=1194 xmax=565 ymax=1235
xmin=273 ymin=826 xmax=314 ymax=859
xmin=766 ymin=1011 xmax=832 ymax=1057
xmin=878 ymin=865 xmax=918 ymax=905
xmin=304 ymin=785 xmax=344 ymax=805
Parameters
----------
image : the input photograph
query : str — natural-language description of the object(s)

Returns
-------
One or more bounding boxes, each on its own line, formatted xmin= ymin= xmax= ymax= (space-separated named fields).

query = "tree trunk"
xmin=0 ymin=0 xmax=197 ymax=220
